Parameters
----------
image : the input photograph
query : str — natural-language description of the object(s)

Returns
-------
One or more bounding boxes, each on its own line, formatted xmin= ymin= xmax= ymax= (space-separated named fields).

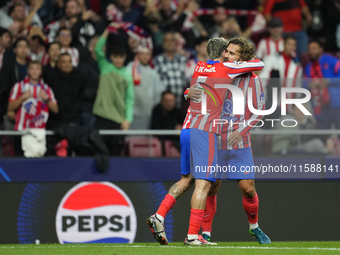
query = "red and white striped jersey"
xmin=9 ymin=77 xmax=57 ymax=131
xmin=189 ymin=59 xmax=265 ymax=135
xmin=182 ymin=88 xmax=191 ymax=129
xmin=256 ymin=37 xmax=284 ymax=60
xmin=182 ymin=106 xmax=191 ymax=129
xmin=218 ymin=72 xmax=265 ymax=150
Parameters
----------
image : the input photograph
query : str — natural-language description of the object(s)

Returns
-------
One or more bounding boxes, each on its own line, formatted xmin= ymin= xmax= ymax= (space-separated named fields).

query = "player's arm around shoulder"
xmin=250 ymin=74 xmax=265 ymax=111
xmin=222 ymin=58 xmax=265 ymax=76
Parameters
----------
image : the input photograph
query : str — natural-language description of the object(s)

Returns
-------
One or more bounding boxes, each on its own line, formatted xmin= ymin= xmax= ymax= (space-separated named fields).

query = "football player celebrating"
xmin=147 ymin=37 xmax=265 ymax=245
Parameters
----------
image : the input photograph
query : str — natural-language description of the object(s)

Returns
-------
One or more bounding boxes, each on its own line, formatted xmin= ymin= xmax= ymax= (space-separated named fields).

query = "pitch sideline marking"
xmin=1 ymin=245 xmax=340 ymax=251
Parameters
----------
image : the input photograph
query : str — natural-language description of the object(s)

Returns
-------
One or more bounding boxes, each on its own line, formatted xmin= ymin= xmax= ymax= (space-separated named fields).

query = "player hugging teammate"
xmin=147 ymin=36 xmax=271 ymax=245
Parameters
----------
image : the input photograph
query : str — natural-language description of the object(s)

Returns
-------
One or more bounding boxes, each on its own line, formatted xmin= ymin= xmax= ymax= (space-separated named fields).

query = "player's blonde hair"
xmin=207 ymin=37 xmax=229 ymax=60
xmin=227 ymin=36 xmax=256 ymax=61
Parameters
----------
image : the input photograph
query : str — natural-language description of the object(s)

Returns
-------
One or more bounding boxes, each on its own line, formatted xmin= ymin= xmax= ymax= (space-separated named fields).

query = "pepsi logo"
xmin=56 ymin=182 xmax=137 ymax=244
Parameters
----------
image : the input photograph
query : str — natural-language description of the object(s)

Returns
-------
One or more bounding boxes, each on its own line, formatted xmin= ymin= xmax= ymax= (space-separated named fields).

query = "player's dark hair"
xmin=13 ymin=37 xmax=28 ymax=48
xmin=195 ymin=36 xmax=209 ymax=47
xmin=309 ymin=37 xmax=324 ymax=48
xmin=284 ymin=34 xmax=297 ymax=43
xmin=227 ymin=36 xmax=255 ymax=61
xmin=46 ymin=41 xmax=61 ymax=52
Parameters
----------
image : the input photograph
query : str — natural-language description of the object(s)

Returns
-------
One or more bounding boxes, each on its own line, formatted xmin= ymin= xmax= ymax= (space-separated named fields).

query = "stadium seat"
xmin=1 ymin=136 xmax=14 ymax=157
xmin=124 ymin=137 xmax=162 ymax=157
xmin=164 ymin=140 xmax=181 ymax=157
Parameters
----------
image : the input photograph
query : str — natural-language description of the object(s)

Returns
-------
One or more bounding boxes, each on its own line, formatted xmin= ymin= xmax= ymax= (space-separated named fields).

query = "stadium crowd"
xmin=0 ymin=0 xmax=340 ymax=157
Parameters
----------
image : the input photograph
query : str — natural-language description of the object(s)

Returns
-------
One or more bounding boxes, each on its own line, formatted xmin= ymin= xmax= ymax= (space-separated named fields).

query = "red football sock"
xmin=242 ymin=192 xmax=259 ymax=224
xmin=156 ymin=194 xmax=176 ymax=219
xmin=188 ymin=209 xmax=205 ymax=235
xmin=202 ymin=195 xmax=217 ymax=233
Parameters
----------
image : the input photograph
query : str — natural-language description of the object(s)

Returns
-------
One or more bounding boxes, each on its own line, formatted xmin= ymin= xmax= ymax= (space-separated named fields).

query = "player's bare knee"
xmin=242 ymin=186 xmax=255 ymax=198
xmin=195 ymin=180 xmax=211 ymax=193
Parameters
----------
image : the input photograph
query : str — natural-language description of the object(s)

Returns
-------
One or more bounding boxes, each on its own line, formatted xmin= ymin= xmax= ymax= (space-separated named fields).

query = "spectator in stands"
xmin=46 ymin=0 xmax=96 ymax=47
xmin=125 ymin=36 xmax=139 ymax=65
xmin=207 ymin=7 xmax=228 ymax=38
xmin=220 ymin=16 xmax=254 ymax=40
xmin=56 ymin=28 xmax=79 ymax=67
xmin=27 ymin=26 xmax=47 ymax=62
xmin=0 ymin=1 xmax=43 ymax=39
xmin=173 ymin=32 xmax=191 ymax=58
xmin=0 ymin=0 xmax=43 ymax=29
xmin=116 ymin=0 xmax=141 ymax=24
xmin=272 ymin=104 xmax=328 ymax=155
xmin=151 ymin=90 xmax=184 ymax=150
xmin=263 ymin=0 xmax=312 ymax=57
xmin=51 ymin=0 xmax=66 ymax=22
xmin=92 ymin=24 xmax=134 ymax=156
xmin=43 ymin=53 xmax=84 ymax=129
xmin=0 ymin=37 xmax=29 ymax=125
xmin=256 ymin=17 xmax=284 ymax=60
xmin=172 ymin=0 xmax=204 ymax=49
xmin=78 ymin=37 xmax=100 ymax=128
xmin=127 ymin=45 xmax=164 ymax=130
xmin=156 ymin=0 xmax=174 ymax=31
xmin=83 ymin=36 xmax=99 ymax=67
xmin=153 ymin=32 xmax=187 ymax=108
xmin=259 ymin=34 xmax=303 ymax=121
xmin=7 ymin=61 xmax=58 ymax=157
xmin=144 ymin=9 xmax=163 ymax=49
xmin=143 ymin=0 xmax=200 ymax=48
xmin=304 ymin=38 xmax=340 ymax=130
xmin=185 ymin=36 xmax=209 ymax=81
xmin=43 ymin=42 xmax=61 ymax=73
xmin=76 ymin=0 xmax=103 ymax=30
xmin=0 ymin=28 xmax=12 ymax=72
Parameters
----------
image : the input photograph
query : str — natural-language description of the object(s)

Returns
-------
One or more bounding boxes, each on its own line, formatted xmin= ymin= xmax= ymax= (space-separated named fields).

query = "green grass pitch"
xmin=1 ymin=242 xmax=340 ymax=255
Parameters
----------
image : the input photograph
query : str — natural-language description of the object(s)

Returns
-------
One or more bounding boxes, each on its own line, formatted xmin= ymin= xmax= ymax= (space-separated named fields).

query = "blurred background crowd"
xmin=0 ymin=0 xmax=340 ymax=158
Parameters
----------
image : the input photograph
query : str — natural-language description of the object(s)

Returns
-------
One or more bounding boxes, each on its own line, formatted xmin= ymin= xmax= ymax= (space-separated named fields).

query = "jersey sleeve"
xmin=184 ymin=88 xmax=189 ymax=101
xmin=237 ymin=76 xmax=265 ymax=136
xmin=222 ymin=59 xmax=265 ymax=78
xmin=9 ymin=82 xmax=21 ymax=102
